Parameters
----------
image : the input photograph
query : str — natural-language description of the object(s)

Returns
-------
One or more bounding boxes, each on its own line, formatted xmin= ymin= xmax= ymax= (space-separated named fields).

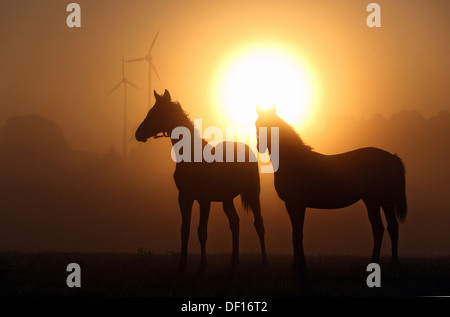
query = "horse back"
xmin=275 ymin=147 xmax=404 ymax=207
xmin=173 ymin=141 xmax=260 ymax=201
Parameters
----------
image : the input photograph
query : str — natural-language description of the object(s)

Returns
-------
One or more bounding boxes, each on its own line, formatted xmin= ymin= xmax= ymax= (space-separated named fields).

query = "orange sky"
xmin=0 ymin=0 xmax=449 ymax=153
xmin=1 ymin=1 xmax=450 ymax=255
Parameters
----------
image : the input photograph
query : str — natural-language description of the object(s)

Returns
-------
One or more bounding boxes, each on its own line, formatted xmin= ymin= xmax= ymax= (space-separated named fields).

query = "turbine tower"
xmin=126 ymin=30 xmax=160 ymax=107
xmin=109 ymin=57 xmax=139 ymax=158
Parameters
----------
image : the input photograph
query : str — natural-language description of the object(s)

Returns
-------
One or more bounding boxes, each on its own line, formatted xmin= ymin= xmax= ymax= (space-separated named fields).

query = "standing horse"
xmin=255 ymin=105 xmax=407 ymax=272
xmin=135 ymin=90 xmax=267 ymax=273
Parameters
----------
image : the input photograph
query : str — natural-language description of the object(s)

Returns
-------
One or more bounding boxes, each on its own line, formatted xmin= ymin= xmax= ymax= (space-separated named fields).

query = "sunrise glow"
xmin=216 ymin=44 xmax=317 ymax=130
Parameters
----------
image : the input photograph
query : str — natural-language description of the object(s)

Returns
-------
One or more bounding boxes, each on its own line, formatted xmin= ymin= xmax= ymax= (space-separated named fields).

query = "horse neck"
xmin=168 ymin=110 xmax=208 ymax=163
xmin=273 ymin=127 xmax=313 ymax=173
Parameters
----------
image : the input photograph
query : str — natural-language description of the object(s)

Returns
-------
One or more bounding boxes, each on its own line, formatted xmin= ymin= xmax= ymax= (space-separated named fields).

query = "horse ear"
xmin=163 ymin=89 xmax=171 ymax=101
xmin=154 ymin=90 xmax=161 ymax=101
xmin=269 ymin=104 xmax=277 ymax=115
xmin=256 ymin=104 xmax=262 ymax=115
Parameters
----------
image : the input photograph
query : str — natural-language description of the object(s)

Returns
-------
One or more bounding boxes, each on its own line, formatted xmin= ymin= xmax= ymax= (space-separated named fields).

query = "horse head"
xmin=135 ymin=89 xmax=175 ymax=142
xmin=255 ymin=104 xmax=277 ymax=154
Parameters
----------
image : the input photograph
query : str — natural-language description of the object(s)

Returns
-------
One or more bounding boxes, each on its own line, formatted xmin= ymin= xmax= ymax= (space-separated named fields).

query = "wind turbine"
xmin=109 ymin=57 xmax=139 ymax=158
xmin=126 ymin=30 xmax=161 ymax=107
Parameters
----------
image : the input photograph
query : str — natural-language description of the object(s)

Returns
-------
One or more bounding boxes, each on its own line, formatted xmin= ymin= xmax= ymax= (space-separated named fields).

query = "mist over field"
xmin=1 ymin=110 xmax=449 ymax=256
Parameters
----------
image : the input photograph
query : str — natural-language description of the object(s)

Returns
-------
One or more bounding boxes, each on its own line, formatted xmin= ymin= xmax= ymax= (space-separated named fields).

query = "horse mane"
xmin=272 ymin=115 xmax=313 ymax=152
xmin=170 ymin=101 xmax=191 ymax=123
xmin=167 ymin=100 xmax=202 ymax=140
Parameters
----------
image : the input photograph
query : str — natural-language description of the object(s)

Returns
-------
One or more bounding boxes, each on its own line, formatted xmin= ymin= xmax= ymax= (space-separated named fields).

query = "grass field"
xmin=0 ymin=252 xmax=449 ymax=297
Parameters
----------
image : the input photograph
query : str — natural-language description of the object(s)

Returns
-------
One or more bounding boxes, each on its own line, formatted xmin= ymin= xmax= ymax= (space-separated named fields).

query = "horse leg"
xmin=198 ymin=200 xmax=211 ymax=274
xmin=365 ymin=202 xmax=384 ymax=263
xmin=248 ymin=196 xmax=268 ymax=266
xmin=382 ymin=202 xmax=399 ymax=268
xmin=286 ymin=202 xmax=306 ymax=272
xmin=223 ymin=199 xmax=240 ymax=270
xmin=178 ymin=192 xmax=194 ymax=273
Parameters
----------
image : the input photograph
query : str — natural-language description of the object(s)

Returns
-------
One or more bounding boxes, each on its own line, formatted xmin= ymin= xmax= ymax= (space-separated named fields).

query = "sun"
xmin=215 ymin=44 xmax=317 ymax=130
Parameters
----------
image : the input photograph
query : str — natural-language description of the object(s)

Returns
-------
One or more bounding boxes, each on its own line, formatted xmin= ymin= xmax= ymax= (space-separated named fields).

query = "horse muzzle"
xmin=135 ymin=132 xmax=148 ymax=142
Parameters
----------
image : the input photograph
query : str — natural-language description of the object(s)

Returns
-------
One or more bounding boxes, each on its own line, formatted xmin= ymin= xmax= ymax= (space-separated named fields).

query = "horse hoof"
xmin=229 ymin=259 xmax=239 ymax=273
xmin=178 ymin=261 xmax=187 ymax=275
xmin=198 ymin=262 xmax=207 ymax=275
xmin=291 ymin=262 xmax=307 ymax=274
xmin=392 ymin=261 xmax=401 ymax=276
xmin=262 ymin=256 xmax=269 ymax=268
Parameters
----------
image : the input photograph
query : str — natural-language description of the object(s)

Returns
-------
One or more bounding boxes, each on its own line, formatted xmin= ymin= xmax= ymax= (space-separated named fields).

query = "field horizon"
xmin=1 ymin=252 xmax=449 ymax=297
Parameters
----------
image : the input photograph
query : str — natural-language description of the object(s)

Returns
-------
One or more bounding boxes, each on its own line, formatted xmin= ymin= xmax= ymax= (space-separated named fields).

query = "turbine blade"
xmin=148 ymin=30 xmax=159 ymax=54
xmin=122 ymin=56 xmax=125 ymax=78
xmin=126 ymin=57 xmax=146 ymax=63
xmin=109 ymin=81 xmax=122 ymax=94
xmin=127 ymin=80 xmax=139 ymax=90
xmin=151 ymin=63 xmax=161 ymax=80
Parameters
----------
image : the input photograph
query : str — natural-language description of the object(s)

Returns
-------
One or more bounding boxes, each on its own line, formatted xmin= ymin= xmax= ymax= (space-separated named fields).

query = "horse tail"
xmin=240 ymin=166 xmax=261 ymax=214
xmin=241 ymin=193 xmax=251 ymax=213
xmin=241 ymin=186 xmax=260 ymax=214
xmin=393 ymin=154 xmax=407 ymax=223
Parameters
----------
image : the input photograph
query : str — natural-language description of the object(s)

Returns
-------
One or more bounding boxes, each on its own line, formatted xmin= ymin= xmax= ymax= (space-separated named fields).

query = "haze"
xmin=0 ymin=0 xmax=449 ymax=256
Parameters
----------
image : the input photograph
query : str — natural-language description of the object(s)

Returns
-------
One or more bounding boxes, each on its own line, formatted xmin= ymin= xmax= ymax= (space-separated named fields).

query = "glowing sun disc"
xmin=217 ymin=45 xmax=315 ymax=130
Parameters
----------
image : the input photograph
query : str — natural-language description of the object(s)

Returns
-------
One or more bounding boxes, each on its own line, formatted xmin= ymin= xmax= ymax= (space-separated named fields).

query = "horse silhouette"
xmin=255 ymin=105 xmax=407 ymax=272
xmin=135 ymin=89 xmax=267 ymax=273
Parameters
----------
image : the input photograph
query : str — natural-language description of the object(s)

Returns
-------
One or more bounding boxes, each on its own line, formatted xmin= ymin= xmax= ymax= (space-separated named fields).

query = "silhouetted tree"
xmin=0 ymin=114 xmax=69 ymax=165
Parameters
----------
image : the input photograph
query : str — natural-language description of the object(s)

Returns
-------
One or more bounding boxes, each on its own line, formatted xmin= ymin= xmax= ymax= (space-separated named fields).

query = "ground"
xmin=0 ymin=252 xmax=449 ymax=297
